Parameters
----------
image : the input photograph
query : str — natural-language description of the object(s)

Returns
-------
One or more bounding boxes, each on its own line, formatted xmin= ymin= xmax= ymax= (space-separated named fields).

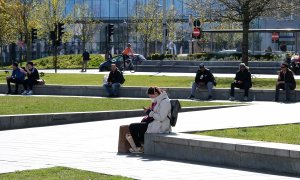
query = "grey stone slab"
xmin=1 ymin=84 xmax=299 ymax=101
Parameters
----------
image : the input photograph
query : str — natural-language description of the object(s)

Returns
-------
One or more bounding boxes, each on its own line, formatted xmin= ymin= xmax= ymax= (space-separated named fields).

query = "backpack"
xmin=167 ymin=99 xmax=181 ymax=127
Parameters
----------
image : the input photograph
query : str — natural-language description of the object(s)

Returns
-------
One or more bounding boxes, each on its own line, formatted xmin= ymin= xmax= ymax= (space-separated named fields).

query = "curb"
xmin=0 ymin=104 xmax=242 ymax=131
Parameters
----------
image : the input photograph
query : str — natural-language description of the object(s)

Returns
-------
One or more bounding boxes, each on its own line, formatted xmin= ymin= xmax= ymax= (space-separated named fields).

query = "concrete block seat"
xmin=0 ymin=84 xmax=298 ymax=102
xmin=138 ymin=60 xmax=282 ymax=74
xmin=144 ymin=133 xmax=300 ymax=175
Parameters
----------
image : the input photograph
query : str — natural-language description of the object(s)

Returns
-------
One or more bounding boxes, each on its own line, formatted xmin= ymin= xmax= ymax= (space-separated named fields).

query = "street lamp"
xmin=123 ymin=19 xmax=127 ymax=49
xmin=155 ymin=2 xmax=162 ymax=53
xmin=162 ymin=0 xmax=166 ymax=54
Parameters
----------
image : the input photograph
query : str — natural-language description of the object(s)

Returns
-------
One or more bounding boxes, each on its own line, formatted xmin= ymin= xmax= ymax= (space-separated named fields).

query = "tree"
xmin=36 ymin=0 xmax=72 ymax=72
xmin=132 ymin=0 xmax=162 ymax=56
xmin=0 ymin=0 xmax=18 ymax=66
xmin=8 ymin=0 xmax=39 ymax=62
xmin=73 ymin=4 xmax=100 ymax=52
xmin=132 ymin=0 xmax=181 ymax=56
xmin=185 ymin=0 xmax=299 ymax=65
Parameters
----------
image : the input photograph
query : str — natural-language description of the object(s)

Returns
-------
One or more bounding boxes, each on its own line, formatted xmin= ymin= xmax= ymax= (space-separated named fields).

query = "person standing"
xmin=275 ymin=62 xmax=296 ymax=102
xmin=103 ymin=64 xmax=125 ymax=97
xmin=126 ymin=87 xmax=171 ymax=153
xmin=22 ymin=62 xmax=40 ymax=95
xmin=187 ymin=63 xmax=216 ymax=100
xmin=229 ymin=63 xmax=252 ymax=101
xmin=81 ymin=49 xmax=90 ymax=72
xmin=122 ymin=43 xmax=134 ymax=70
xmin=6 ymin=62 xmax=25 ymax=94
xmin=105 ymin=50 xmax=112 ymax=61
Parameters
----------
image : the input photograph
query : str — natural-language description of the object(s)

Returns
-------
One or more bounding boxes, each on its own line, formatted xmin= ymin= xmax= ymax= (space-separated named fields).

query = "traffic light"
xmin=57 ymin=23 xmax=65 ymax=41
xmin=50 ymin=31 xmax=56 ymax=46
xmin=108 ymin=24 xmax=114 ymax=42
xmin=193 ymin=19 xmax=201 ymax=27
xmin=31 ymin=28 xmax=37 ymax=43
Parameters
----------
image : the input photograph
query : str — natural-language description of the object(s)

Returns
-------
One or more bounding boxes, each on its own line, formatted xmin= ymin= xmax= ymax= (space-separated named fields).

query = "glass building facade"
xmin=63 ymin=0 xmax=191 ymax=55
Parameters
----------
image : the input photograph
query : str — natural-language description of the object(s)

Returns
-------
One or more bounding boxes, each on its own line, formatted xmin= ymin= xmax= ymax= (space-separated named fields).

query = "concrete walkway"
xmin=1 ymin=102 xmax=300 ymax=179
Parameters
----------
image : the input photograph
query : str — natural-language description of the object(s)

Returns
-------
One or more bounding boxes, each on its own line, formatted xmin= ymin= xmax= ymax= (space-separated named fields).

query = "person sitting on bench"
xmin=229 ymin=63 xmax=252 ymax=101
xmin=275 ymin=62 xmax=296 ymax=102
xmin=6 ymin=62 xmax=25 ymax=94
xmin=22 ymin=62 xmax=40 ymax=95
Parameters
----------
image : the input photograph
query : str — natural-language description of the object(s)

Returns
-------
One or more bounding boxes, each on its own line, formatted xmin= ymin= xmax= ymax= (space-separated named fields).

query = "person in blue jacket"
xmin=6 ymin=62 xmax=25 ymax=94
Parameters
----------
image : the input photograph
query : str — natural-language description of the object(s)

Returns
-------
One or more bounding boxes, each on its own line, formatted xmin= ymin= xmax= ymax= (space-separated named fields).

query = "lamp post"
xmin=155 ymin=1 xmax=162 ymax=53
xmin=123 ymin=19 xmax=127 ymax=49
xmin=161 ymin=0 xmax=166 ymax=54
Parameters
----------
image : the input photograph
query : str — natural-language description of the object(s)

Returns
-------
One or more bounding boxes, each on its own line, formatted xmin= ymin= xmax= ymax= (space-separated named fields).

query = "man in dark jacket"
xmin=103 ymin=64 xmax=125 ymax=97
xmin=187 ymin=63 xmax=216 ymax=100
xmin=6 ymin=62 xmax=25 ymax=94
xmin=229 ymin=63 xmax=252 ymax=101
xmin=81 ymin=50 xmax=90 ymax=72
xmin=275 ymin=62 xmax=296 ymax=102
xmin=22 ymin=62 xmax=40 ymax=95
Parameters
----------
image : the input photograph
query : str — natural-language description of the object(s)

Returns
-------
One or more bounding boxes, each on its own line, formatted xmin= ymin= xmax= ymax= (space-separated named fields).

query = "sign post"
xmin=272 ymin=32 xmax=279 ymax=43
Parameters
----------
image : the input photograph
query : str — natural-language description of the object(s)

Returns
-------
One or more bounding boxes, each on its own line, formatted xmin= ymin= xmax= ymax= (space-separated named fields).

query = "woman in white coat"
xmin=126 ymin=87 xmax=171 ymax=153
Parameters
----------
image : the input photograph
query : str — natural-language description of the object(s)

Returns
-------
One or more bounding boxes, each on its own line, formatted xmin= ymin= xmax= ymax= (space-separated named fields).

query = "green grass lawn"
xmin=1 ymin=72 xmax=298 ymax=89
xmin=0 ymin=96 xmax=235 ymax=115
xmin=0 ymin=166 xmax=132 ymax=180
xmin=196 ymin=124 xmax=300 ymax=145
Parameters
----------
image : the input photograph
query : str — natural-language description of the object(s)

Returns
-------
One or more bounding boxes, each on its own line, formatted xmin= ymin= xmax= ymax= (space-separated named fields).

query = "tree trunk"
xmin=242 ymin=20 xmax=250 ymax=66
xmin=0 ymin=44 xmax=3 ymax=67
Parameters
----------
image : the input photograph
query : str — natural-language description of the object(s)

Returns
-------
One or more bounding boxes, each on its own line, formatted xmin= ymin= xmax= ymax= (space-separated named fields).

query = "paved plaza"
xmin=1 ymin=101 xmax=300 ymax=179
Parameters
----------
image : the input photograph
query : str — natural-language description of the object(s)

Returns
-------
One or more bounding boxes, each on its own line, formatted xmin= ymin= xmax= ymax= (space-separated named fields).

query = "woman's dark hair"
xmin=12 ymin=62 xmax=18 ymax=67
xmin=27 ymin=62 xmax=33 ymax=66
xmin=147 ymin=87 xmax=162 ymax=95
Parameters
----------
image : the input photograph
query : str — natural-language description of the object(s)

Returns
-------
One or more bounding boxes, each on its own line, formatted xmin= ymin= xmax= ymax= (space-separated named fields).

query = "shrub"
xmin=31 ymin=54 xmax=105 ymax=69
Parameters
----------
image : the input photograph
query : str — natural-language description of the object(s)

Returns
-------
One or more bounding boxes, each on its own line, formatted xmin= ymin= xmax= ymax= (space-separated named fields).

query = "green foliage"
xmin=149 ymin=53 xmax=176 ymax=60
xmin=0 ymin=96 xmax=234 ymax=115
xmin=196 ymin=123 xmax=300 ymax=145
xmin=186 ymin=52 xmax=280 ymax=61
xmin=31 ymin=54 xmax=104 ymax=69
xmin=0 ymin=166 xmax=132 ymax=180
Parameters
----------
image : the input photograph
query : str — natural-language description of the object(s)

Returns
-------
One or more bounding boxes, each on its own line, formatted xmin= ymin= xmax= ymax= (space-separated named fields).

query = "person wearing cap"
xmin=229 ymin=63 xmax=252 ymax=101
xmin=122 ymin=43 xmax=134 ymax=70
xmin=275 ymin=62 xmax=296 ymax=102
xmin=187 ymin=63 xmax=216 ymax=100
xmin=22 ymin=62 xmax=40 ymax=95
xmin=6 ymin=62 xmax=26 ymax=94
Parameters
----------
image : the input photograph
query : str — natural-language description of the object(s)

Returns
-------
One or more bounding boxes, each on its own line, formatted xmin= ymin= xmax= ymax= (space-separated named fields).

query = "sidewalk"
xmin=0 ymin=102 xmax=299 ymax=179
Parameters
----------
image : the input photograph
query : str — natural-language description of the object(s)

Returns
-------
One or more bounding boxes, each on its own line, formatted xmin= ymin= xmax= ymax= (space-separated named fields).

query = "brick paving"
xmin=0 ymin=102 xmax=299 ymax=179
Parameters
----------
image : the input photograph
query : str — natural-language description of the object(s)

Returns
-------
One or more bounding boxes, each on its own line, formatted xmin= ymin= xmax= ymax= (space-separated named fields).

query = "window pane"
xmin=100 ymin=0 xmax=109 ymax=18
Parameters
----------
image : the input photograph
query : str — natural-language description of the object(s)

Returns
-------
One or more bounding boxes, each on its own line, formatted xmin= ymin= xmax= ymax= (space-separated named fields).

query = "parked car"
xmin=99 ymin=54 xmax=146 ymax=71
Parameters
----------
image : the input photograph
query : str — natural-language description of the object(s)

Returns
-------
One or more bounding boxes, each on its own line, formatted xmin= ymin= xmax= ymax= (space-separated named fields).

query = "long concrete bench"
xmin=144 ymin=133 xmax=300 ymax=175
xmin=136 ymin=65 xmax=280 ymax=74
xmin=0 ymin=84 xmax=299 ymax=102
xmin=137 ymin=60 xmax=282 ymax=74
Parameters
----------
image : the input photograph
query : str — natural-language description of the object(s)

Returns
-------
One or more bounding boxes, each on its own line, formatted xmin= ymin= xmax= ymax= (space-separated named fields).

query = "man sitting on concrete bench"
xmin=229 ymin=63 xmax=252 ymax=101
xmin=187 ymin=63 xmax=216 ymax=100
xmin=22 ymin=62 xmax=40 ymax=95
xmin=6 ymin=62 xmax=25 ymax=94
xmin=275 ymin=62 xmax=296 ymax=102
